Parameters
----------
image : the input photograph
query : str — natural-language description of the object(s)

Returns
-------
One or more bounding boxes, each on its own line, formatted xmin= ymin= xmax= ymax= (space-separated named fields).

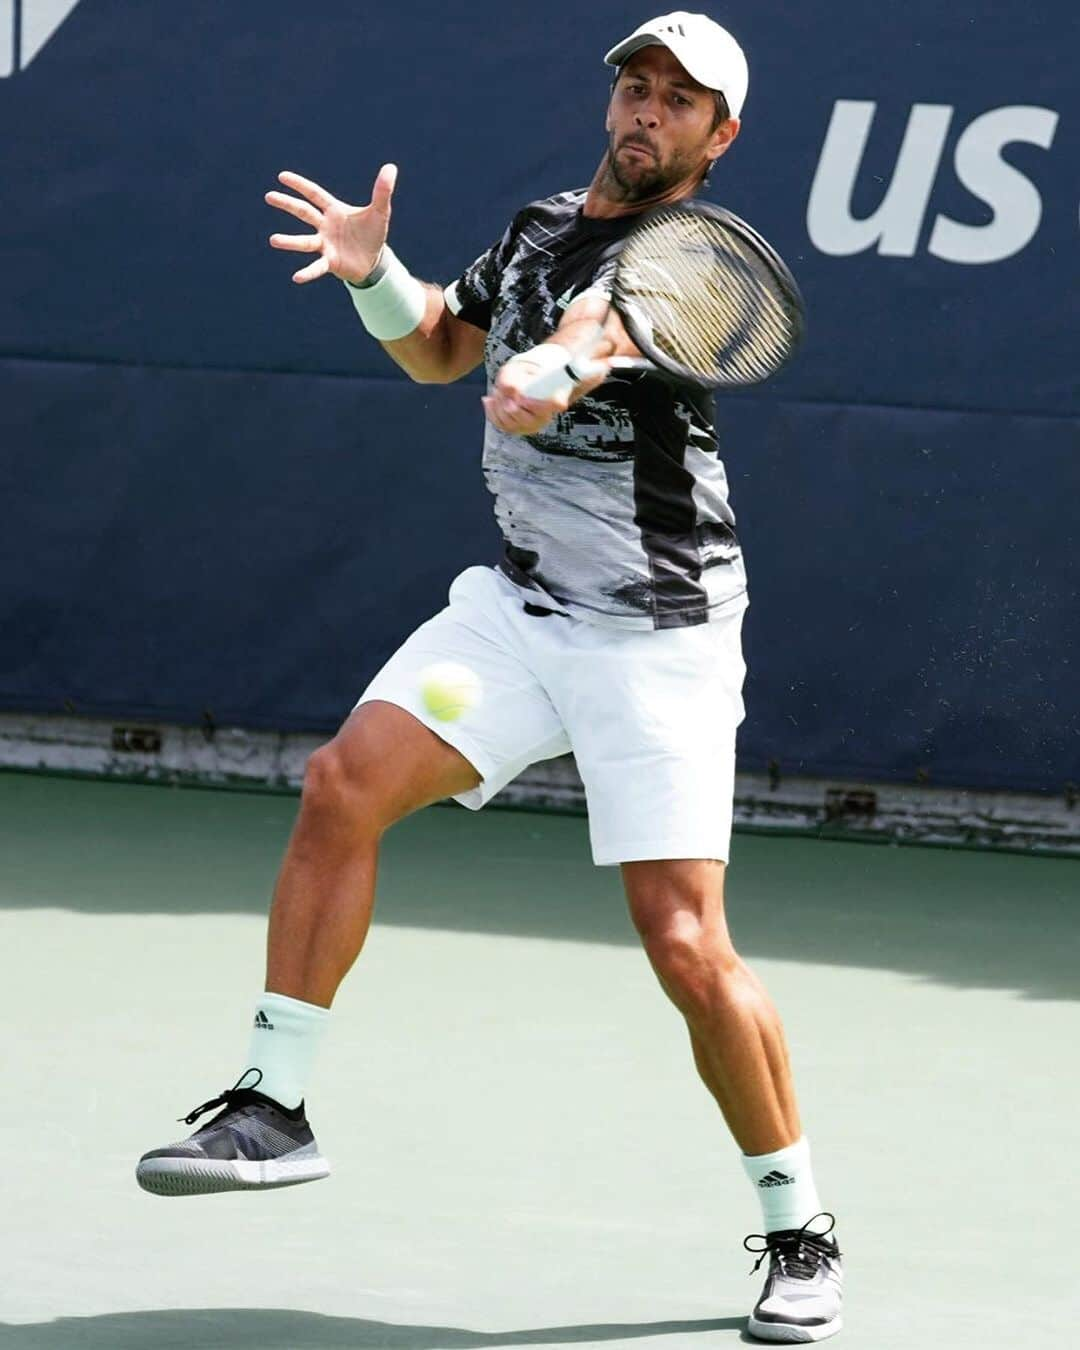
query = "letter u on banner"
xmin=807 ymin=100 xmax=954 ymax=258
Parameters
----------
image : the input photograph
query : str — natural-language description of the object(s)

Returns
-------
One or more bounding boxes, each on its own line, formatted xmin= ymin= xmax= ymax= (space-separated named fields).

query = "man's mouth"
xmin=620 ymin=140 xmax=657 ymax=160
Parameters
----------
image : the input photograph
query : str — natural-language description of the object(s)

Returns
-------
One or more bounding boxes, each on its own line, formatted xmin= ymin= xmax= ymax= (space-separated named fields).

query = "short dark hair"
xmin=710 ymin=90 xmax=731 ymax=130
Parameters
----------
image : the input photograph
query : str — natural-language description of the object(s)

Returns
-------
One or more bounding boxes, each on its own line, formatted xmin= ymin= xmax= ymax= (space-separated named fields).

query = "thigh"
xmin=559 ymin=605 xmax=747 ymax=866
xmin=355 ymin=566 xmax=571 ymax=810
xmin=328 ymin=699 xmax=484 ymax=827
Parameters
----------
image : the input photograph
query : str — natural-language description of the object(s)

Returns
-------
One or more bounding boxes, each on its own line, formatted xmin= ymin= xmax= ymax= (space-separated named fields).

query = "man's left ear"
xmin=709 ymin=116 xmax=740 ymax=163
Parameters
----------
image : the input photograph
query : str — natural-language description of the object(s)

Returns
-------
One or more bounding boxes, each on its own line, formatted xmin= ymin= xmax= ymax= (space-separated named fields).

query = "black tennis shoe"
xmin=136 ymin=1070 xmax=330 ymax=1196
xmin=744 ymin=1213 xmax=843 ymax=1343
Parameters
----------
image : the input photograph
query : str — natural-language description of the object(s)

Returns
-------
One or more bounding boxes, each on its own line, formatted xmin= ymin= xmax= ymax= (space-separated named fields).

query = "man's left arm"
xmin=482 ymin=293 xmax=641 ymax=437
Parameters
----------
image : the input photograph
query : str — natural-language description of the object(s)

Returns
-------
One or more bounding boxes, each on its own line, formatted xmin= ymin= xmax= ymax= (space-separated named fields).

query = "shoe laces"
xmin=178 ymin=1068 xmax=264 ymax=1125
xmin=743 ymin=1212 xmax=841 ymax=1279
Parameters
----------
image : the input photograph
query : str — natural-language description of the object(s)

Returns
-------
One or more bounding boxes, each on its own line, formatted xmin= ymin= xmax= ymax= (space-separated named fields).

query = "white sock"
xmin=741 ymin=1135 xmax=831 ymax=1236
xmin=242 ymin=991 xmax=329 ymax=1109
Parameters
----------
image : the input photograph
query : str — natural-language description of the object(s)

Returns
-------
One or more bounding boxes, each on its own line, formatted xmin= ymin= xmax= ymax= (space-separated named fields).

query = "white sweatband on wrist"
xmin=517 ymin=340 xmax=607 ymax=401
xmin=342 ymin=246 xmax=427 ymax=341
xmin=511 ymin=343 xmax=574 ymax=401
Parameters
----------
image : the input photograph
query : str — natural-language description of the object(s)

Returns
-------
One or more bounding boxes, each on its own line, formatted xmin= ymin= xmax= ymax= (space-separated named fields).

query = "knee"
xmin=637 ymin=908 xmax=742 ymax=1022
xmin=300 ymin=741 xmax=382 ymax=830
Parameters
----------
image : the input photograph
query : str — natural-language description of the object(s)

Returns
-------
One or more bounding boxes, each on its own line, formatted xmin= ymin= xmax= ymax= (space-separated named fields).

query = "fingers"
xmin=371 ymin=162 xmax=398 ymax=214
xmin=482 ymin=391 xmax=562 ymax=435
xmin=292 ymin=256 xmax=331 ymax=285
xmin=491 ymin=360 xmax=569 ymax=431
xmin=265 ymin=189 xmax=322 ymax=229
xmin=277 ymin=170 xmax=336 ymax=210
xmin=269 ymin=232 xmax=322 ymax=254
xmin=482 ymin=395 xmax=525 ymax=433
xmin=267 ymin=186 xmax=323 ymax=264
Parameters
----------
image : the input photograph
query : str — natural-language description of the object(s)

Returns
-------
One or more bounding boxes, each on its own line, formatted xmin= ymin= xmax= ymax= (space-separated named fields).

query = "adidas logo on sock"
xmin=758 ymin=1169 xmax=796 ymax=1187
xmin=253 ymin=1010 xmax=275 ymax=1030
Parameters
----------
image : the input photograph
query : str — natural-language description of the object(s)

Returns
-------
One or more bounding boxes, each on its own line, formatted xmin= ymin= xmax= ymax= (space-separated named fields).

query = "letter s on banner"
xmin=928 ymin=107 xmax=1060 ymax=265
xmin=806 ymin=100 xmax=954 ymax=258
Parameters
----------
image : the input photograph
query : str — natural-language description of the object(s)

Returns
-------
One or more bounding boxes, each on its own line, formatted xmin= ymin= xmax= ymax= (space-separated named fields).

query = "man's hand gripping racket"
xmin=510 ymin=202 xmax=806 ymax=420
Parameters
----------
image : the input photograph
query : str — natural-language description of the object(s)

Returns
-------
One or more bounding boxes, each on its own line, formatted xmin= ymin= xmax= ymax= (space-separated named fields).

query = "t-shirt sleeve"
xmin=579 ymin=248 xmax=619 ymax=304
xmin=443 ymin=216 xmax=521 ymax=331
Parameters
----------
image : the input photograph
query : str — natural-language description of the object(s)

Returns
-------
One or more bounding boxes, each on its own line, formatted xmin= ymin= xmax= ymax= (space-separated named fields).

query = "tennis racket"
xmin=525 ymin=200 xmax=805 ymax=397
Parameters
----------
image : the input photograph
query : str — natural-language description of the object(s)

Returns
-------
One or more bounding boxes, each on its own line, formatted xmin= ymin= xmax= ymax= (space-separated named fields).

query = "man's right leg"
xmin=266 ymin=699 xmax=482 ymax=1007
xmin=136 ymin=700 xmax=480 ymax=1196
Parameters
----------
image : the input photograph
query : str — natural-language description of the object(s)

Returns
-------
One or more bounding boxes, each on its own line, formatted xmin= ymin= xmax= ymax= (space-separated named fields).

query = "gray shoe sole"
xmin=136 ymin=1150 xmax=330 ymax=1196
xmin=747 ymin=1313 xmax=842 ymax=1343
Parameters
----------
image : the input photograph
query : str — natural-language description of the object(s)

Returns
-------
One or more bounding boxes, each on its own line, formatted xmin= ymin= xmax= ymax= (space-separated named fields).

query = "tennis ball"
xmin=418 ymin=662 xmax=483 ymax=722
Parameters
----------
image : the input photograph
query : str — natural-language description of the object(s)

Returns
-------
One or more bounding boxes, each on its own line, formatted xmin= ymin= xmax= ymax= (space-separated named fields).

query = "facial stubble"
xmin=603 ymin=134 xmax=704 ymax=203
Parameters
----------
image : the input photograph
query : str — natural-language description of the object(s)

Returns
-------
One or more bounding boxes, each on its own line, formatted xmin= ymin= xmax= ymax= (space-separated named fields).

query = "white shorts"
xmin=356 ymin=566 xmax=747 ymax=866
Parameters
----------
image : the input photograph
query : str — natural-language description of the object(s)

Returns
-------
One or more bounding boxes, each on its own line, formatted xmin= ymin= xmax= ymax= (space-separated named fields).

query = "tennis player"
xmin=137 ymin=11 xmax=843 ymax=1342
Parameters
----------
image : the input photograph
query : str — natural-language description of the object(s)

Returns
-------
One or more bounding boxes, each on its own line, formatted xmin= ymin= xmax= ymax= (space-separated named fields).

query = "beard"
xmin=602 ymin=132 xmax=694 ymax=202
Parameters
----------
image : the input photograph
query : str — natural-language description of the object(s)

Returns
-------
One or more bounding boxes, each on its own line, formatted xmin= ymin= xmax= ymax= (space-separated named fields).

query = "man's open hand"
xmin=266 ymin=164 xmax=397 ymax=285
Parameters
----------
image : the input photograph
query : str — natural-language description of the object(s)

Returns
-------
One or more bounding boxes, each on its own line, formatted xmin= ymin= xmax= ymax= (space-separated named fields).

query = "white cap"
xmin=604 ymin=11 xmax=749 ymax=119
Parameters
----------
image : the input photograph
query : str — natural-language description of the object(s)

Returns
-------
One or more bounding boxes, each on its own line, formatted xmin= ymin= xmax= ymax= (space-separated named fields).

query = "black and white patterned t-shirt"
xmin=444 ymin=188 xmax=747 ymax=630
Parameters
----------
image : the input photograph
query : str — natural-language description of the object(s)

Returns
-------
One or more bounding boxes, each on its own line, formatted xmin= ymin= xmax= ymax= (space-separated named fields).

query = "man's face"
xmin=603 ymin=45 xmax=738 ymax=201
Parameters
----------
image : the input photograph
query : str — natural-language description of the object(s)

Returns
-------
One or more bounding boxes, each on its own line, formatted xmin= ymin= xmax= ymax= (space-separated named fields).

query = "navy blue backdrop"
xmin=2 ymin=2 xmax=1077 ymax=792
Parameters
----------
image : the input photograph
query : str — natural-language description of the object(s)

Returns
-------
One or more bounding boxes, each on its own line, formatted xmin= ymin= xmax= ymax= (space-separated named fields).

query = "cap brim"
xmin=604 ymin=34 xmax=665 ymax=68
xmin=604 ymin=31 xmax=727 ymax=102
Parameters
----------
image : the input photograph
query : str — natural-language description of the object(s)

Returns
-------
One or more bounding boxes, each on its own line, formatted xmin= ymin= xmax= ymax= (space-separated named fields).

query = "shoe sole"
xmin=747 ymin=1314 xmax=843 ymax=1343
xmin=136 ymin=1153 xmax=330 ymax=1196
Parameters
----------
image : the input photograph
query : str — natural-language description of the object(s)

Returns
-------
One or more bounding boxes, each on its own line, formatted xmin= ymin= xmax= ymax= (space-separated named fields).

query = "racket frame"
xmin=611 ymin=199 xmax=806 ymax=388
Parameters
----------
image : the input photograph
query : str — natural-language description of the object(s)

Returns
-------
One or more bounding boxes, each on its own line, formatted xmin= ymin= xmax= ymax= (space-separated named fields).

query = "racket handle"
xmin=607 ymin=356 xmax=655 ymax=374
xmin=524 ymin=353 xmax=651 ymax=398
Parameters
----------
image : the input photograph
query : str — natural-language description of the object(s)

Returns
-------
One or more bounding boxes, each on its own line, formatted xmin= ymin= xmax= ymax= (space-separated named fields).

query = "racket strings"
xmin=619 ymin=213 xmax=799 ymax=384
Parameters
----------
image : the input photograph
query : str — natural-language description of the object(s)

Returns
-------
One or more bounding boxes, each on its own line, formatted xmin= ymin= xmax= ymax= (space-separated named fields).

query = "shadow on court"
xmin=1 ymin=772 xmax=1077 ymax=1002
xmin=0 ymin=1310 xmax=744 ymax=1349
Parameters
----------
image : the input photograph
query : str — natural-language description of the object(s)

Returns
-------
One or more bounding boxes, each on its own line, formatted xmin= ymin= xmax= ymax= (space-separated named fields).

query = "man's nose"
xmin=634 ymin=98 xmax=661 ymax=129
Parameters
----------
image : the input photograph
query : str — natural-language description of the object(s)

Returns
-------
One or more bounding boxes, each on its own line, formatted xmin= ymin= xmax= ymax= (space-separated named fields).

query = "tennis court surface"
xmin=3 ymin=771 xmax=1077 ymax=1349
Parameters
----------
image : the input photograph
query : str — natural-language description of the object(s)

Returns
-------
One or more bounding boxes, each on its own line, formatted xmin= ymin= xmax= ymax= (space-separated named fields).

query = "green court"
xmin=2 ymin=771 xmax=1077 ymax=1348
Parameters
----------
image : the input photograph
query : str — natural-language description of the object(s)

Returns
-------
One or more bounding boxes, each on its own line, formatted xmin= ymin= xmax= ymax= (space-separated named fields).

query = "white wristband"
xmin=518 ymin=339 xmax=608 ymax=400
xmin=342 ymin=246 xmax=427 ymax=341
xmin=515 ymin=343 xmax=575 ymax=401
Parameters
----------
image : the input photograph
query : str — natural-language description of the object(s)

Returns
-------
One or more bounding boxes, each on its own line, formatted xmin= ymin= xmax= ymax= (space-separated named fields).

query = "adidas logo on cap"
xmin=757 ymin=1169 xmax=795 ymax=1187
xmin=253 ymin=1010 xmax=275 ymax=1030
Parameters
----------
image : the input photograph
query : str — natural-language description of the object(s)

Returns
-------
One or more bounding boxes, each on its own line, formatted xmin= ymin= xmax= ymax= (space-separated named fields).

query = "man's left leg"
xmin=622 ymin=857 xmax=843 ymax=1343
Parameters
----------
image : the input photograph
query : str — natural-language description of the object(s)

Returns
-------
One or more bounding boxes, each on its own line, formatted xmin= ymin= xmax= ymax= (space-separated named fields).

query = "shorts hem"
xmin=591 ymin=836 xmax=733 ymax=867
